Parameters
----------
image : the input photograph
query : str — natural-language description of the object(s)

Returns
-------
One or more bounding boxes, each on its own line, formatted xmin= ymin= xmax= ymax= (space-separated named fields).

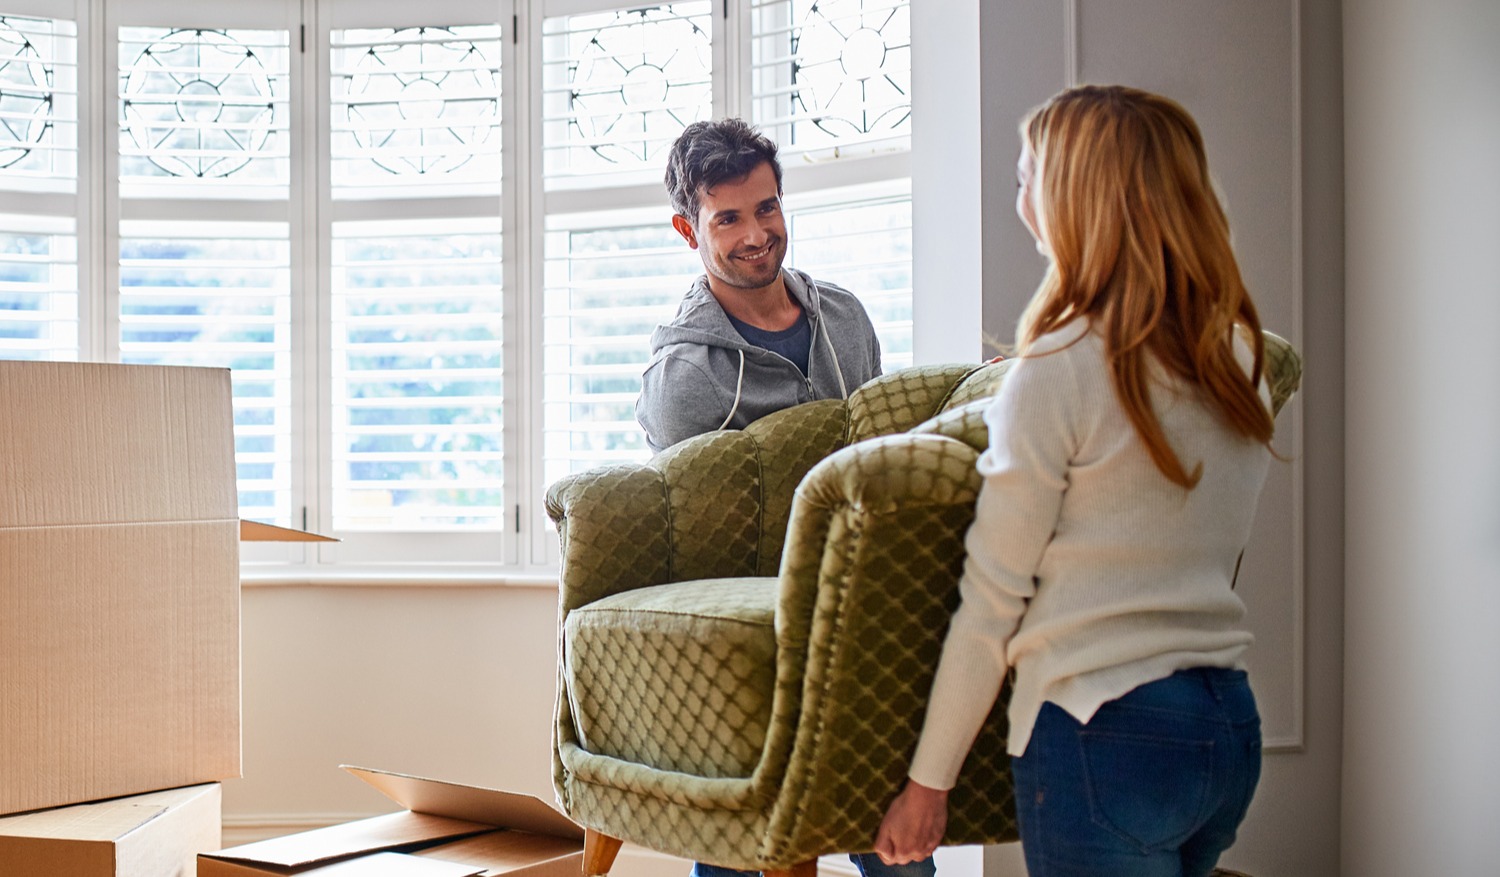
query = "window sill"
xmin=238 ymin=566 xmax=559 ymax=589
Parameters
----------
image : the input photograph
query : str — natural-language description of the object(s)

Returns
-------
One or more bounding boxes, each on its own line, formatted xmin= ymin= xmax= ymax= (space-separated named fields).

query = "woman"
xmin=873 ymin=85 xmax=1277 ymax=877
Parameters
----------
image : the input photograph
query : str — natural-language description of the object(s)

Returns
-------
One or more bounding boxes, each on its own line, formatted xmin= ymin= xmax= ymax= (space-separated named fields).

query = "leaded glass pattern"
xmin=331 ymin=218 xmax=505 ymax=529
xmin=751 ymin=0 xmax=911 ymax=156
xmin=331 ymin=25 xmax=502 ymax=197
xmin=542 ymin=217 xmax=698 ymax=486
xmin=542 ymin=3 xmax=712 ymax=185
xmin=0 ymin=14 xmax=76 ymax=181
xmin=118 ymin=27 xmax=290 ymax=187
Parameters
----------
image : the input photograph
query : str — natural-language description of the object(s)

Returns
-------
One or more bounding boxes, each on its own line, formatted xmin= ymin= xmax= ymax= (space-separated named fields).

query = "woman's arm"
xmin=876 ymin=341 xmax=1086 ymax=863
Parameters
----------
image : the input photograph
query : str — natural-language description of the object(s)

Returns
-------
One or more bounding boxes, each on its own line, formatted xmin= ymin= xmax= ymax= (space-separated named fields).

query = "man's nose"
xmin=750 ymin=215 xmax=777 ymax=244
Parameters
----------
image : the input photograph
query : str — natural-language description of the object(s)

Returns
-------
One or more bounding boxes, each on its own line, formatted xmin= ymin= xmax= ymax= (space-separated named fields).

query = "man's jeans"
xmin=1011 ymin=667 xmax=1262 ymax=877
xmin=691 ymin=853 xmax=936 ymax=877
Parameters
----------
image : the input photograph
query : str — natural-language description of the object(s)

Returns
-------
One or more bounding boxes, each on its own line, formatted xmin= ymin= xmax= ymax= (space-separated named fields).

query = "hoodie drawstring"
xmin=714 ymin=279 xmax=845 ymax=432
xmin=718 ymin=349 xmax=746 ymax=430
xmin=819 ymin=312 xmax=849 ymax=400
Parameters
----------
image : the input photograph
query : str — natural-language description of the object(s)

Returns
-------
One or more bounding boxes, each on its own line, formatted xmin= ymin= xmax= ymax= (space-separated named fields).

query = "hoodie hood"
xmin=635 ymin=267 xmax=883 ymax=453
xmin=647 ymin=268 xmax=827 ymax=355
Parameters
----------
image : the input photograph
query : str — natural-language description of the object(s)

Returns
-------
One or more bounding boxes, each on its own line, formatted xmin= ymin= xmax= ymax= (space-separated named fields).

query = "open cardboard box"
xmin=1 ymin=361 xmax=332 ymax=817
xmin=198 ymin=767 xmax=585 ymax=877
xmin=0 ymin=783 xmax=221 ymax=877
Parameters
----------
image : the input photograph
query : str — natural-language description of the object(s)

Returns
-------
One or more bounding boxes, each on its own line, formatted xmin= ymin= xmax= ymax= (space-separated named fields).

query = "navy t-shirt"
xmin=725 ymin=307 xmax=812 ymax=377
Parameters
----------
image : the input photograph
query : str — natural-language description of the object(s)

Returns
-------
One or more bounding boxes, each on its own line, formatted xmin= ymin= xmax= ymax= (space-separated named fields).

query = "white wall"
xmin=1342 ymin=1 xmax=1500 ymax=874
xmin=226 ymin=585 xmax=561 ymax=823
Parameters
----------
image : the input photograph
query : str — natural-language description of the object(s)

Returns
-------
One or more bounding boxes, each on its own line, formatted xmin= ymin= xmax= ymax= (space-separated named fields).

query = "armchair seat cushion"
xmin=563 ymin=577 xmax=779 ymax=780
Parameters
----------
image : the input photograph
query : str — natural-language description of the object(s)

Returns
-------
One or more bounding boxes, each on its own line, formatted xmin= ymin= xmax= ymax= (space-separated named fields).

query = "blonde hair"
xmin=1017 ymin=84 xmax=1274 ymax=487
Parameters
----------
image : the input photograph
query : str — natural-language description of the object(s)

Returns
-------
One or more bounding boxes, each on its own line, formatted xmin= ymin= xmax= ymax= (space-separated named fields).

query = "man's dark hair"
xmin=664 ymin=118 xmax=783 ymax=226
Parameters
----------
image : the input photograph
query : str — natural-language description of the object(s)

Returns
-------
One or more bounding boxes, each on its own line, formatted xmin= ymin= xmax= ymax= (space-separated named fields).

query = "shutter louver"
xmin=0 ymin=13 xmax=79 ymax=362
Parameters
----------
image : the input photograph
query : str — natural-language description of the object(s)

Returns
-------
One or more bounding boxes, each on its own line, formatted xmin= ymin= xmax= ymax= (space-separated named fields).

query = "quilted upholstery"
xmin=547 ymin=333 xmax=1302 ymax=871
xmin=565 ymin=577 xmax=779 ymax=778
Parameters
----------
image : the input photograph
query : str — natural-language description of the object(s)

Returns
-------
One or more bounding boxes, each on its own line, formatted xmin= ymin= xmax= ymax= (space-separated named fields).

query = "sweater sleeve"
xmin=907 ymin=343 xmax=1084 ymax=789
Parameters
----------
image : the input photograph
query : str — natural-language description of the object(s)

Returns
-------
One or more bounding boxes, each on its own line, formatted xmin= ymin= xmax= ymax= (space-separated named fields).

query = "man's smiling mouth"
xmin=736 ymin=242 xmax=777 ymax=262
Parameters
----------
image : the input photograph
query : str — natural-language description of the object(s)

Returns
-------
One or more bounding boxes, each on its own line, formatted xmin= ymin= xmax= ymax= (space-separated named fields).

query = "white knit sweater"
xmin=907 ymin=320 xmax=1272 ymax=787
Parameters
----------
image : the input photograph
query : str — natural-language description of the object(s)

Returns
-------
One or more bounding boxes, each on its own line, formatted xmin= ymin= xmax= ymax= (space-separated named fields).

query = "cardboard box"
xmin=0 ymin=361 xmax=332 ymax=818
xmin=0 ymin=783 xmax=221 ymax=877
xmin=197 ymin=767 xmax=585 ymax=877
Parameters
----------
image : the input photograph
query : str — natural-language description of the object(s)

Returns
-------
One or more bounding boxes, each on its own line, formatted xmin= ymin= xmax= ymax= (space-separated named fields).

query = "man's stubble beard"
xmin=707 ymin=234 xmax=788 ymax=292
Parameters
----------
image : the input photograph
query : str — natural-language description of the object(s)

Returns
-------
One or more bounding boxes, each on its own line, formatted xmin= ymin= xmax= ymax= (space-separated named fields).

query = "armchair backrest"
xmin=547 ymin=331 xmax=1300 ymax=597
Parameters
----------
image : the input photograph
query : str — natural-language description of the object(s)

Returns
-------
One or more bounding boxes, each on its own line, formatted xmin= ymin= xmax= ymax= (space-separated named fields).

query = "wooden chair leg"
xmin=582 ymin=829 xmax=624 ymax=876
xmin=764 ymin=860 xmax=817 ymax=877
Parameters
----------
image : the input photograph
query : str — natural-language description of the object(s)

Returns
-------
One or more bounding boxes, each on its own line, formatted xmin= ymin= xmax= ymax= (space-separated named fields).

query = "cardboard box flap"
xmin=415 ymin=830 xmax=583 ymax=875
xmin=0 ymin=361 xmax=236 ymax=528
xmin=205 ymin=811 xmax=491 ymax=869
xmin=304 ymin=851 xmax=486 ymax=877
xmin=0 ymin=785 xmax=218 ymax=843
xmin=342 ymin=768 xmax=584 ymax=843
xmin=240 ymin=520 xmax=338 ymax=542
xmin=0 ymin=799 xmax=167 ymax=842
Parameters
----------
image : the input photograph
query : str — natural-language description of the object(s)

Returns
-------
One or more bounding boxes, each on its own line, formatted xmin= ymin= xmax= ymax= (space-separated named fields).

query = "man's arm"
xmin=636 ymin=354 xmax=731 ymax=453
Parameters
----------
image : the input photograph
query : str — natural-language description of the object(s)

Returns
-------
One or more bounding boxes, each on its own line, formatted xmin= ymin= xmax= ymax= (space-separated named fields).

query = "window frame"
xmin=1 ymin=0 xmax=912 ymax=579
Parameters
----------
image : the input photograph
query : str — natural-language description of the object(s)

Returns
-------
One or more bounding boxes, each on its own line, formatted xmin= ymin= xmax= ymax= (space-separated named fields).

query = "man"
xmin=638 ymin=119 xmax=935 ymax=877
xmin=636 ymin=118 xmax=883 ymax=454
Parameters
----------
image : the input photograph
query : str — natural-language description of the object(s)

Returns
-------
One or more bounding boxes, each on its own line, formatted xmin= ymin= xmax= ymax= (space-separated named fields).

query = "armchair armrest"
xmin=545 ymin=429 xmax=769 ymax=614
xmin=763 ymin=433 xmax=1014 ymax=853
xmin=546 ymin=463 xmax=674 ymax=614
xmin=547 ymin=399 xmax=854 ymax=612
xmin=1263 ymin=330 xmax=1302 ymax=416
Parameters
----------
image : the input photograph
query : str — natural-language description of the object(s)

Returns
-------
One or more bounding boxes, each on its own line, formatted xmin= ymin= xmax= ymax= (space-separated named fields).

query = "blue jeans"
xmin=691 ymin=853 xmax=936 ymax=877
xmin=1011 ymin=668 xmax=1262 ymax=877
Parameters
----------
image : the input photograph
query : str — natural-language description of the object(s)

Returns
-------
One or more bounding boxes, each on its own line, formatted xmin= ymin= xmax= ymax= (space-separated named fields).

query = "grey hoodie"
xmin=636 ymin=268 xmax=882 ymax=453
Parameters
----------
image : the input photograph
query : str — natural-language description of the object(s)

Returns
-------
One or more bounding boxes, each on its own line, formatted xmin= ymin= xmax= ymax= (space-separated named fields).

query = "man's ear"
xmin=671 ymin=214 xmax=699 ymax=249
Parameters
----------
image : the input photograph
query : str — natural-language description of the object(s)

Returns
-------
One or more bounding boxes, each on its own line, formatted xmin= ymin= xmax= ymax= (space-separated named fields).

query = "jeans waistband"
xmin=1171 ymin=667 xmax=1255 ymax=714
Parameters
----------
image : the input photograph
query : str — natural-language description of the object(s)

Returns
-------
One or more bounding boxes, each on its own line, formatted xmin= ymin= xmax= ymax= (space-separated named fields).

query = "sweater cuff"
xmin=906 ymin=740 xmax=964 ymax=792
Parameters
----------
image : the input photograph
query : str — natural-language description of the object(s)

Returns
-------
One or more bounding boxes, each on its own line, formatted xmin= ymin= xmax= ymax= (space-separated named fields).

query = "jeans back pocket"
xmin=1079 ymin=730 xmax=1214 ymax=853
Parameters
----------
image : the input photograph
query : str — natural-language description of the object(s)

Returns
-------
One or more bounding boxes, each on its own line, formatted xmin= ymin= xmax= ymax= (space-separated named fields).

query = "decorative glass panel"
xmin=0 ymin=14 xmax=77 ymax=183
xmin=118 ymin=26 xmax=290 ymax=190
xmin=542 ymin=217 xmax=697 ymax=487
xmin=331 ymin=24 xmax=502 ymax=198
xmin=331 ymin=218 xmax=504 ymax=530
xmin=117 ymin=221 xmax=293 ymax=525
xmin=751 ymin=0 xmax=911 ymax=157
xmin=541 ymin=3 xmax=712 ymax=185
xmin=786 ymin=187 xmax=912 ymax=369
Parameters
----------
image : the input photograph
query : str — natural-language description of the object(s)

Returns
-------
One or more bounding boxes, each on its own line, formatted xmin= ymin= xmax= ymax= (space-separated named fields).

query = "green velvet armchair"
xmin=546 ymin=337 xmax=1302 ymax=877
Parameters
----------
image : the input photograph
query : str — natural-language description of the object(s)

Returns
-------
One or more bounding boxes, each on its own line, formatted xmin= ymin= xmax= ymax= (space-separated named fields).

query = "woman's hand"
xmin=873 ymin=779 xmax=949 ymax=865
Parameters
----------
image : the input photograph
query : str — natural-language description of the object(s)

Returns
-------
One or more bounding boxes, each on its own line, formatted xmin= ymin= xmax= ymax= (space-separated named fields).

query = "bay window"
xmin=0 ymin=0 xmax=911 ymax=576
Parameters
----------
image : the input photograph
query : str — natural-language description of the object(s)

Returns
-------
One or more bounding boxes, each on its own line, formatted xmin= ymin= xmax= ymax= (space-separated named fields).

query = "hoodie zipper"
xmin=742 ymin=345 xmax=815 ymax=399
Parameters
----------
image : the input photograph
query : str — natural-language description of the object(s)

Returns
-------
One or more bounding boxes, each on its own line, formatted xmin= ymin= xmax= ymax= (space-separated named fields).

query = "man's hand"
xmin=873 ymin=779 xmax=949 ymax=865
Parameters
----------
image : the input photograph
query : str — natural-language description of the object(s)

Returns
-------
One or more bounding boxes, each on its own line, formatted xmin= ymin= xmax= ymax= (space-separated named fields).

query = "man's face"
xmin=674 ymin=161 xmax=788 ymax=294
